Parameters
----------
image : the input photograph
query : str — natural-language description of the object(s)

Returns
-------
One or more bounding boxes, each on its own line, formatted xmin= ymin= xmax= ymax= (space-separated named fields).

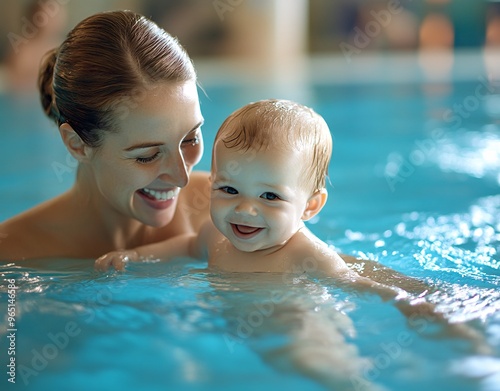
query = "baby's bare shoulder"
xmin=287 ymin=230 xmax=349 ymax=275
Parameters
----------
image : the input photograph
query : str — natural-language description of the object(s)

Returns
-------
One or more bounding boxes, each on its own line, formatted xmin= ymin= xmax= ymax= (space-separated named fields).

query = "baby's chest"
xmin=207 ymin=241 xmax=249 ymax=271
xmin=206 ymin=240 xmax=295 ymax=273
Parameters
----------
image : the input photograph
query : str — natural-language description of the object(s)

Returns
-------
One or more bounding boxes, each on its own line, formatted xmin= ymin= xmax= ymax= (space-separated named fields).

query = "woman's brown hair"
xmin=39 ymin=10 xmax=196 ymax=147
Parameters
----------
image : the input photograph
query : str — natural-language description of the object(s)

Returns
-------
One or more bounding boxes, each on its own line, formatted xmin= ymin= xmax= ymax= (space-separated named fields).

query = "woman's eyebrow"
xmin=188 ymin=120 xmax=204 ymax=133
xmin=124 ymin=120 xmax=204 ymax=151
xmin=124 ymin=142 xmax=164 ymax=151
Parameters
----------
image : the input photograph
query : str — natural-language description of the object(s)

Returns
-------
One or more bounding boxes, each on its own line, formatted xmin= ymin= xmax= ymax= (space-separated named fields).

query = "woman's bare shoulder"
xmin=0 ymin=209 xmax=48 ymax=261
xmin=0 ymin=194 xmax=74 ymax=261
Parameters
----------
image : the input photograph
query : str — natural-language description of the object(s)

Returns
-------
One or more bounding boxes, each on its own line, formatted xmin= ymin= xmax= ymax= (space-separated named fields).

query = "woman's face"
xmin=88 ymin=81 xmax=204 ymax=227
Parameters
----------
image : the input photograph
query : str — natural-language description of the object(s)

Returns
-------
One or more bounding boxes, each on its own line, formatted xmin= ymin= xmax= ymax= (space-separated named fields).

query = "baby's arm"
xmin=94 ymin=221 xmax=214 ymax=271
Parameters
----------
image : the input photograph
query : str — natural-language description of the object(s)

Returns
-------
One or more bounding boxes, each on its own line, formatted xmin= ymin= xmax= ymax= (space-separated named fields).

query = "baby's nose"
xmin=235 ymin=200 xmax=258 ymax=216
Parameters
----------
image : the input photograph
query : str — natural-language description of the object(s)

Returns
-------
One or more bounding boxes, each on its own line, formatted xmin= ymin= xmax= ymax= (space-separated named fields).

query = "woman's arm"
xmin=315 ymin=251 xmax=490 ymax=354
xmin=94 ymin=233 xmax=196 ymax=271
xmin=94 ymin=220 xmax=215 ymax=271
xmin=340 ymin=253 xmax=432 ymax=296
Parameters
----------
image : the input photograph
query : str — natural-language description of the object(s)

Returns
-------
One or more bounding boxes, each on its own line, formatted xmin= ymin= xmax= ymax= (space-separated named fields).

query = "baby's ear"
xmin=302 ymin=189 xmax=328 ymax=221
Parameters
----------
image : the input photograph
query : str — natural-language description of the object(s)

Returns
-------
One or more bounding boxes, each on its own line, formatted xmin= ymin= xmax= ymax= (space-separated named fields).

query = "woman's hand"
xmin=95 ymin=250 xmax=139 ymax=271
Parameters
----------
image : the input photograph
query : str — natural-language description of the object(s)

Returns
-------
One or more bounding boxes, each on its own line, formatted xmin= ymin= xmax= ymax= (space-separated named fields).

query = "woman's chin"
xmin=143 ymin=206 xmax=178 ymax=227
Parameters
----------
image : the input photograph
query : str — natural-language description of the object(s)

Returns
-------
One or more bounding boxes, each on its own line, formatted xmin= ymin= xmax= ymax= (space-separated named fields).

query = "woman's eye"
xmin=136 ymin=152 xmax=160 ymax=164
xmin=261 ymin=192 xmax=280 ymax=201
xmin=182 ymin=135 xmax=201 ymax=147
xmin=220 ymin=186 xmax=238 ymax=195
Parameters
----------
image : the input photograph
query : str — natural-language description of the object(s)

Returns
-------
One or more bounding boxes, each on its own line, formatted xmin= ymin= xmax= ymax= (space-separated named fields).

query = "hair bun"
xmin=38 ymin=47 xmax=60 ymax=123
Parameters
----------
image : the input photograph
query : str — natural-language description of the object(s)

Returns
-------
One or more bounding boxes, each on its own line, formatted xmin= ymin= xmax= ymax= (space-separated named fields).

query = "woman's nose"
xmin=235 ymin=200 xmax=258 ymax=216
xmin=158 ymin=149 xmax=189 ymax=188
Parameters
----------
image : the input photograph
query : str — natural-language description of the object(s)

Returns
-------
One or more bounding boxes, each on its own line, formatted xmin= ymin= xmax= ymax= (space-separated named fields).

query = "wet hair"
xmin=214 ymin=99 xmax=333 ymax=192
xmin=38 ymin=10 xmax=196 ymax=147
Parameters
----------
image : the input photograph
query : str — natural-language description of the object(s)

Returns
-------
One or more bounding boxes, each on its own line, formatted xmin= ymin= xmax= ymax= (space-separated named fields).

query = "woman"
xmin=0 ymin=10 xmax=210 ymax=261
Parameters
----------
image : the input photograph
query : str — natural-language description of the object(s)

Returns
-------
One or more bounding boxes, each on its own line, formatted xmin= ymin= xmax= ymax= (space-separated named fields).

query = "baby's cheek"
xmin=209 ymin=199 xmax=224 ymax=220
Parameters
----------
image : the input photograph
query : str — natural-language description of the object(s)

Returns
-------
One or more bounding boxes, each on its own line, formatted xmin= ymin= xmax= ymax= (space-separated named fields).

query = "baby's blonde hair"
xmin=213 ymin=99 xmax=332 ymax=193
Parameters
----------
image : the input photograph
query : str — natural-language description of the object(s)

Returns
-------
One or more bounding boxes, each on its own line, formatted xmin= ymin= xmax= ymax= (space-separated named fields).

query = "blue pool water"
xmin=1 ymin=57 xmax=500 ymax=390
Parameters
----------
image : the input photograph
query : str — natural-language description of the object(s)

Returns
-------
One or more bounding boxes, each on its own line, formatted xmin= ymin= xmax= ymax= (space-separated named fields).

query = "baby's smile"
xmin=230 ymin=223 xmax=264 ymax=239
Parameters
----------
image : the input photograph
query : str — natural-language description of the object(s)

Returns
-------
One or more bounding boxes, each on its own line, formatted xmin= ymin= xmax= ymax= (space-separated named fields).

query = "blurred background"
xmin=0 ymin=0 xmax=499 ymax=222
xmin=0 ymin=0 xmax=498 ymax=93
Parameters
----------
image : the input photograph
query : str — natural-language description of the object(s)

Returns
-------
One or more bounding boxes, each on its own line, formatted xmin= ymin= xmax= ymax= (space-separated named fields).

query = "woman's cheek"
xmin=126 ymin=164 xmax=160 ymax=189
xmin=186 ymin=141 xmax=204 ymax=167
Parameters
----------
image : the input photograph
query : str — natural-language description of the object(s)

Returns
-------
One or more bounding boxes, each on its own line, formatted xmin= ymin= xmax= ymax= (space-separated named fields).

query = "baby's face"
xmin=210 ymin=142 xmax=311 ymax=252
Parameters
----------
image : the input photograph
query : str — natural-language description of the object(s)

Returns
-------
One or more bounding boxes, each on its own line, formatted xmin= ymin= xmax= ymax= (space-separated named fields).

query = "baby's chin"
xmin=230 ymin=241 xmax=262 ymax=253
xmin=229 ymin=239 xmax=283 ymax=254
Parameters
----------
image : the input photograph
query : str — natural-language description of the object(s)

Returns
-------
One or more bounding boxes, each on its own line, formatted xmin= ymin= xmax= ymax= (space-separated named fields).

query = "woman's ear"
xmin=59 ymin=123 xmax=92 ymax=162
xmin=302 ymin=189 xmax=328 ymax=221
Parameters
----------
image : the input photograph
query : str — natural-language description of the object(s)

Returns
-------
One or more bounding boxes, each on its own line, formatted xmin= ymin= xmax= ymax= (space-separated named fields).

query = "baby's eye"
xmin=220 ymin=186 xmax=238 ymax=195
xmin=261 ymin=192 xmax=280 ymax=201
xmin=136 ymin=152 xmax=160 ymax=164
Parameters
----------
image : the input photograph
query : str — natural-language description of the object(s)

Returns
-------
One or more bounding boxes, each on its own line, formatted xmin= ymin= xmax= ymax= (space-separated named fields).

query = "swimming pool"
xmin=1 ymin=53 xmax=499 ymax=390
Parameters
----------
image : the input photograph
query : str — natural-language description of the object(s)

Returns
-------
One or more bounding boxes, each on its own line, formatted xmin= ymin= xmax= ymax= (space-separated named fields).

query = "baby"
xmin=95 ymin=99 xmax=409 ymax=300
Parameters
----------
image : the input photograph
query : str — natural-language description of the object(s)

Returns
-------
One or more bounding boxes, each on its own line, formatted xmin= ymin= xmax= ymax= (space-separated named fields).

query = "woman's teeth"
xmin=142 ymin=188 xmax=178 ymax=201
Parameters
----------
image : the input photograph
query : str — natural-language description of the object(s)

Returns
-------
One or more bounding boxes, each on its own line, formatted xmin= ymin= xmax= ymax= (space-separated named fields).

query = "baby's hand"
xmin=95 ymin=250 xmax=139 ymax=271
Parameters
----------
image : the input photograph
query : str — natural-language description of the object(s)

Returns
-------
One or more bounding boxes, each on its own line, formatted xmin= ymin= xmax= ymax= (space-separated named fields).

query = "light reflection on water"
xmin=428 ymin=127 xmax=500 ymax=183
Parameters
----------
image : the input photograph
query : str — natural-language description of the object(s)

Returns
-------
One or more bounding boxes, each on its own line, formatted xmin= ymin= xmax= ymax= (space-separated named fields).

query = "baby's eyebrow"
xmin=258 ymin=183 xmax=276 ymax=190
xmin=258 ymin=182 xmax=290 ymax=193
xmin=212 ymin=171 xmax=230 ymax=180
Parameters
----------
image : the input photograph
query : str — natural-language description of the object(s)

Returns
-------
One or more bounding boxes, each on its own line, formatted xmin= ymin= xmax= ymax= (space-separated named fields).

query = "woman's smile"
xmin=140 ymin=187 xmax=180 ymax=201
xmin=137 ymin=187 xmax=180 ymax=210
